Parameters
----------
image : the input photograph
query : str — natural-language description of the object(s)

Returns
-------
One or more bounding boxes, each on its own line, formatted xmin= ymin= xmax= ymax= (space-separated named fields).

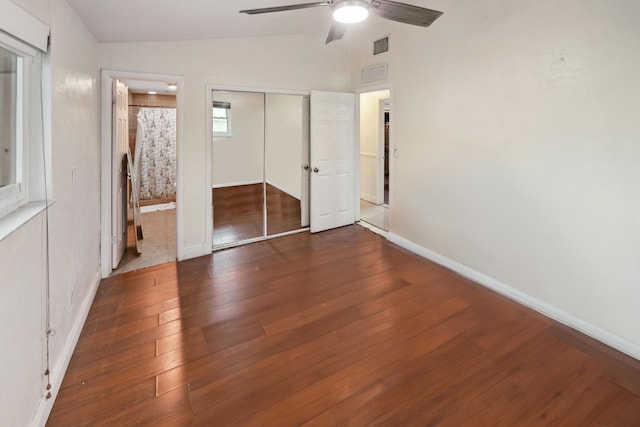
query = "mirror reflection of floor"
xmin=360 ymin=199 xmax=389 ymax=231
xmin=266 ymin=184 xmax=302 ymax=236
xmin=213 ymin=183 xmax=264 ymax=245
xmin=113 ymin=203 xmax=176 ymax=275
xmin=213 ymin=183 xmax=303 ymax=247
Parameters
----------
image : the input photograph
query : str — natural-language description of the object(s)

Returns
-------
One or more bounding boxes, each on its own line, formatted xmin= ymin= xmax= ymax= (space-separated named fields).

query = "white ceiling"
xmin=66 ymin=0 xmax=339 ymax=43
xmin=123 ymin=79 xmax=176 ymax=94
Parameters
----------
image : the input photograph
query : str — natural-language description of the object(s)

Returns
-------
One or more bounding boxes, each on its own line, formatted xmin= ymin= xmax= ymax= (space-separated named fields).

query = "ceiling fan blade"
xmin=325 ymin=22 xmax=347 ymax=44
xmin=370 ymin=0 xmax=443 ymax=27
xmin=240 ymin=1 xmax=330 ymax=15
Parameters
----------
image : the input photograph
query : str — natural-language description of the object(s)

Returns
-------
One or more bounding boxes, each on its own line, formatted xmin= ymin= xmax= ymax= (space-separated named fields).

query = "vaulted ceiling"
xmin=66 ymin=0 xmax=341 ymax=43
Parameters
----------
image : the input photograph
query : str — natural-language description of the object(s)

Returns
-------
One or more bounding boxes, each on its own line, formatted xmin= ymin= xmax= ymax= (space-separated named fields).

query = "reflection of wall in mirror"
xmin=265 ymin=94 xmax=304 ymax=200
xmin=212 ymin=91 xmax=265 ymax=187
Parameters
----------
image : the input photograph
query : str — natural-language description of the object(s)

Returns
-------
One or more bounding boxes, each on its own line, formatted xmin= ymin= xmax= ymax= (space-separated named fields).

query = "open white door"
xmin=310 ymin=90 xmax=356 ymax=233
xmin=111 ymin=79 xmax=129 ymax=268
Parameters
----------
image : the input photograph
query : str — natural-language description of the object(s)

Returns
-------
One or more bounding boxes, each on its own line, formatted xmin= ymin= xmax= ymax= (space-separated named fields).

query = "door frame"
xmin=100 ymin=69 xmax=185 ymax=278
xmin=354 ymin=83 xmax=393 ymax=232
xmin=111 ymin=79 xmax=129 ymax=268
xmin=378 ymin=97 xmax=390 ymax=206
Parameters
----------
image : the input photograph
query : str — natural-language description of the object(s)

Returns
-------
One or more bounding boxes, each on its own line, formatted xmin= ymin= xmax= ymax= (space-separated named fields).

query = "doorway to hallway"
xmin=113 ymin=80 xmax=178 ymax=275
xmin=100 ymin=70 xmax=184 ymax=279
xmin=358 ymin=89 xmax=391 ymax=232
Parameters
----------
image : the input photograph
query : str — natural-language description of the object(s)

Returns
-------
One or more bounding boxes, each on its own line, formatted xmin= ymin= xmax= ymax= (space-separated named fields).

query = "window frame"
xmin=212 ymin=101 xmax=232 ymax=138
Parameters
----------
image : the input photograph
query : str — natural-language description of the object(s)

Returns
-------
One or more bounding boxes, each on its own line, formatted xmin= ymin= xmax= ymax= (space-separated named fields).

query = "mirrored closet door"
xmin=212 ymin=90 xmax=310 ymax=248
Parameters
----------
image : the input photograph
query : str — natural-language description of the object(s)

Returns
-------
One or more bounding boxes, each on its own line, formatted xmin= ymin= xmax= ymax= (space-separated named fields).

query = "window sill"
xmin=0 ymin=200 xmax=55 ymax=242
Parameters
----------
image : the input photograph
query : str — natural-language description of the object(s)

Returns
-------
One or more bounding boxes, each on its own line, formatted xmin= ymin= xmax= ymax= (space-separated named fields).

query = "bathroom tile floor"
xmin=113 ymin=205 xmax=176 ymax=275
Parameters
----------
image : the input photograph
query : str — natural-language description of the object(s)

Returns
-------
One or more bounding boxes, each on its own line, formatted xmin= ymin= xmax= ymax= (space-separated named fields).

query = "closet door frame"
xmin=205 ymin=84 xmax=310 ymax=251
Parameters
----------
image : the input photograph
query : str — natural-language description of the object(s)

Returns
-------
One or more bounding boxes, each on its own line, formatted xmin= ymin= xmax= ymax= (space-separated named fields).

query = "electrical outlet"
xmin=72 ymin=167 xmax=78 ymax=185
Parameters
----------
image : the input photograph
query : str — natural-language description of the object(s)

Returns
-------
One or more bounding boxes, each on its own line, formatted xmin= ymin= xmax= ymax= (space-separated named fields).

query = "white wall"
xmin=0 ymin=215 xmax=47 ymax=426
xmin=359 ymin=90 xmax=389 ymax=203
xmin=212 ymin=91 xmax=264 ymax=186
xmin=0 ymin=0 xmax=101 ymax=425
xmin=10 ymin=0 xmax=50 ymax=23
xmin=265 ymin=93 xmax=304 ymax=199
xmin=100 ymin=35 xmax=351 ymax=256
xmin=350 ymin=0 xmax=640 ymax=352
xmin=47 ymin=0 xmax=101 ymax=392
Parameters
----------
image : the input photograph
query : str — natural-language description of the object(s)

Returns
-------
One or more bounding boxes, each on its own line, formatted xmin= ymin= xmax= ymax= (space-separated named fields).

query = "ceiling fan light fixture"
xmin=332 ymin=0 xmax=369 ymax=24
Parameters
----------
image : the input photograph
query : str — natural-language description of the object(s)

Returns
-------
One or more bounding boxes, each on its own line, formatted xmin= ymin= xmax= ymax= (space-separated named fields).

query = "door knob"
xmin=313 ymin=167 xmax=319 ymax=173
xmin=303 ymin=165 xmax=310 ymax=170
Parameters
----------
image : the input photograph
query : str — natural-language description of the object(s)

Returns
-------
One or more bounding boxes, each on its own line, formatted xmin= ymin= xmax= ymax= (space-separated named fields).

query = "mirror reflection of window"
xmin=212 ymin=101 xmax=231 ymax=137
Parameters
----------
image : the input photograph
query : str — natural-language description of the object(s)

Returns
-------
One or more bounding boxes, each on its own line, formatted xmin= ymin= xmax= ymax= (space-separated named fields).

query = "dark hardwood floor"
xmin=47 ymin=226 xmax=640 ymax=426
xmin=213 ymin=183 xmax=264 ymax=245
xmin=213 ymin=183 xmax=303 ymax=246
xmin=266 ymin=184 xmax=302 ymax=236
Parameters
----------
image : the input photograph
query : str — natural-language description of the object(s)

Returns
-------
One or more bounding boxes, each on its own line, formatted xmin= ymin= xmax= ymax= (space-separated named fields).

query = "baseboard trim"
xmin=357 ymin=221 xmax=388 ymax=238
xmin=265 ymin=180 xmax=300 ymax=200
xmin=212 ymin=179 xmax=262 ymax=189
xmin=388 ymin=233 xmax=640 ymax=362
xmin=183 ymin=243 xmax=212 ymax=261
xmin=32 ymin=269 xmax=102 ymax=427
xmin=360 ymin=193 xmax=377 ymax=204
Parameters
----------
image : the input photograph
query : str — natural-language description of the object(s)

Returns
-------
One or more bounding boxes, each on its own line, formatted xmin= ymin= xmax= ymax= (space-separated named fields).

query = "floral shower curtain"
xmin=134 ymin=107 xmax=177 ymax=200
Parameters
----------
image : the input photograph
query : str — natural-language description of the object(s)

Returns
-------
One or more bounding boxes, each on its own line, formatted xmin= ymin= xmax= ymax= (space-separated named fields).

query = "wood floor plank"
xmin=519 ymin=361 xmax=609 ymax=426
xmin=100 ymin=385 xmax=193 ymax=427
xmin=48 ymin=379 xmax=156 ymax=426
xmin=188 ymin=297 xmax=471 ymax=425
xmin=154 ymin=288 xmax=433 ymax=403
xmin=47 ymin=226 xmax=640 ymax=426
xmin=302 ymin=337 xmax=484 ymax=427
xmin=303 ymin=309 xmax=497 ymax=426
xmin=240 ymin=325 xmax=483 ymax=426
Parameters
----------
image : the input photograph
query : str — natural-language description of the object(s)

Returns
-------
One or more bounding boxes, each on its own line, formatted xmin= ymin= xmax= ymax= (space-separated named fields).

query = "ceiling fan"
xmin=239 ymin=0 xmax=443 ymax=44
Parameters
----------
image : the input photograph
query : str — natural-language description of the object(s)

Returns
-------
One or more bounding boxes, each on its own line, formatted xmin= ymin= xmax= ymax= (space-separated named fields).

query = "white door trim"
xmin=100 ymin=69 xmax=185 ymax=278
xmin=111 ymin=79 xmax=129 ymax=268
xmin=354 ymin=84 xmax=393 ymax=234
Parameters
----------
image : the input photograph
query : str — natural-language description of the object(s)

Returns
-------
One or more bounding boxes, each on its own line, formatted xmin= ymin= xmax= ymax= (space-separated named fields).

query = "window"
xmin=0 ymin=34 xmax=32 ymax=218
xmin=212 ymin=101 xmax=231 ymax=137
xmin=0 ymin=0 xmax=50 ymax=233
xmin=0 ymin=46 xmax=20 ymax=188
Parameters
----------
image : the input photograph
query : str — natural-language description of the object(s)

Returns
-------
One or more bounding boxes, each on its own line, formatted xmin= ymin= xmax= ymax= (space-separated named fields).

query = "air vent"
xmin=373 ymin=36 xmax=389 ymax=55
